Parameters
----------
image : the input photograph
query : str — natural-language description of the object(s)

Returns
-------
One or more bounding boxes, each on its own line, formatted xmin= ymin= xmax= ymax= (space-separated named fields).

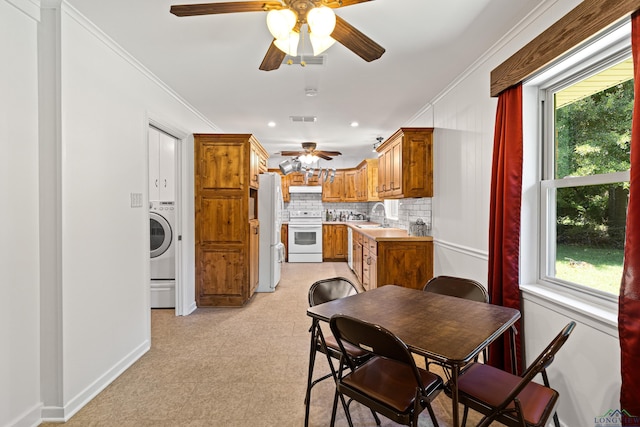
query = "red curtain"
xmin=487 ymin=84 xmax=523 ymax=375
xmin=619 ymin=11 xmax=640 ymax=422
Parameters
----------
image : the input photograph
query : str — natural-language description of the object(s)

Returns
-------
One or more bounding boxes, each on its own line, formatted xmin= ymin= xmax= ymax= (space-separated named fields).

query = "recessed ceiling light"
xmin=350 ymin=121 xmax=359 ymax=127
xmin=268 ymin=121 xmax=276 ymax=127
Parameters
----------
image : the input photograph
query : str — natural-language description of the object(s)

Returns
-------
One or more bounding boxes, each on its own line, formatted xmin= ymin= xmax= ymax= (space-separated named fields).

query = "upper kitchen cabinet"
xmin=148 ymin=127 xmax=176 ymax=201
xmin=356 ymin=159 xmax=380 ymax=202
xmin=343 ymin=169 xmax=358 ymax=202
xmin=377 ymin=128 xmax=433 ymax=199
xmin=322 ymin=170 xmax=345 ymax=202
xmin=194 ymin=134 xmax=268 ymax=307
xmin=250 ymin=139 xmax=269 ymax=189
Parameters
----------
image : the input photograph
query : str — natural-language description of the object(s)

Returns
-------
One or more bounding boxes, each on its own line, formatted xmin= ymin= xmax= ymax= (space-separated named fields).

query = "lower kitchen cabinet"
xmin=281 ymin=223 xmax=288 ymax=262
xmin=323 ymin=224 xmax=348 ymax=261
xmin=351 ymin=228 xmax=433 ymax=290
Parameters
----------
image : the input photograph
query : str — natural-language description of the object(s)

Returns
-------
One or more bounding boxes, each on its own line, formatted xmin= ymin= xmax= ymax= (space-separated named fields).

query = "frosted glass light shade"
xmin=274 ymin=30 xmax=300 ymax=56
xmin=266 ymin=9 xmax=297 ymax=40
xmin=307 ymin=6 xmax=336 ymax=37
xmin=310 ymin=33 xmax=336 ymax=55
xmin=300 ymin=154 xmax=319 ymax=164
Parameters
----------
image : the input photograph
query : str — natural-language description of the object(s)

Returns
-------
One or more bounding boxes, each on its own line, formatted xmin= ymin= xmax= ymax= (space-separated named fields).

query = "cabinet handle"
xmin=155 ymin=179 xmax=159 ymax=188
xmin=254 ymin=226 xmax=259 ymax=234
xmin=366 ymin=257 xmax=371 ymax=265
xmin=164 ymin=179 xmax=167 ymax=188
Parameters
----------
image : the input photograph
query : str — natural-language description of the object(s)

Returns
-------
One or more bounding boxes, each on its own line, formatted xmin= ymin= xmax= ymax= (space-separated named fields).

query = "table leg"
xmin=510 ymin=325 xmax=518 ymax=374
xmin=451 ymin=364 xmax=460 ymax=427
xmin=304 ymin=319 xmax=319 ymax=427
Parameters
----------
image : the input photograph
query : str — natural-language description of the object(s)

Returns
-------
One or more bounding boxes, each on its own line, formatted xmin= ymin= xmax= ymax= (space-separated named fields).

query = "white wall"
xmin=408 ymin=0 xmax=620 ymax=425
xmin=52 ymin=4 xmax=213 ymax=418
xmin=1 ymin=0 xmax=224 ymax=423
xmin=1 ymin=1 xmax=42 ymax=426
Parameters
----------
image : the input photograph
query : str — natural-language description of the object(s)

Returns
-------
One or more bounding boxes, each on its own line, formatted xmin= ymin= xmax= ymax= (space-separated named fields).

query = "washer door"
xmin=150 ymin=212 xmax=172 ymax=258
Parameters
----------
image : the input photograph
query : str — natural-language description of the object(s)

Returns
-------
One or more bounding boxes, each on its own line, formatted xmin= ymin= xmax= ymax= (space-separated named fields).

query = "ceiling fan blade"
xmin=325 ymin=0 xmax=372 ymax=8
xmin=332 ymin=15 xmax=385 ymax=62
xmin=317 ymin=150 xmax=342 ymax=156
xmin=280 ymin=151 xmax=304 ymax=156
xmin=316 ymin=153 xmax=333 ymax=161
xmin=259 ymin=40 xmax=286 ymax=71
xmin=170 ymin=1 xmax=281 ymax=17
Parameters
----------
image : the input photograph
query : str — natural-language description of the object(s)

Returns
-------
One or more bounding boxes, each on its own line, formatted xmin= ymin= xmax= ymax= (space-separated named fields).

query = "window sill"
xmin=520 ymin=283 xmax=619 ymax=338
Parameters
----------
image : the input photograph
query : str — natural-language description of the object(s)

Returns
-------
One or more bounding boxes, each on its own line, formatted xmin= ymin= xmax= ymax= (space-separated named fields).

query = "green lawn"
xmin=555 ymin=244 xmax=624 ymax=295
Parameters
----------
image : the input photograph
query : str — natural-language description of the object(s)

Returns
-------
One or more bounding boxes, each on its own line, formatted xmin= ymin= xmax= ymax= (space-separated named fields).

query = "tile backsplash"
xmin=284 ymin=193 xmax=432 ymax=233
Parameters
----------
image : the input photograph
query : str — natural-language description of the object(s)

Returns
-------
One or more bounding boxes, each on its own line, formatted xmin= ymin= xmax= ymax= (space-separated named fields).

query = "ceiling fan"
xmin=281 ymin=142 xmax=341 ymax=161
xmin=169 ymin=0 xmax=385 ymax=71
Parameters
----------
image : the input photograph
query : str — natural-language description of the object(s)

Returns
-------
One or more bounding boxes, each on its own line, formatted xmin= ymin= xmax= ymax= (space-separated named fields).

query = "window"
xmin=539 ymin=44 xmax=632 ymax=298
xmin=384 ymin=199 xmax=399 ymax=220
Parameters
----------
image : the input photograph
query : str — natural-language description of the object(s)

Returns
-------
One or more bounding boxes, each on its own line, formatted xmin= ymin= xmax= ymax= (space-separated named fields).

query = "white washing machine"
xmin=150 ymin=201 xmax=176 ymax=308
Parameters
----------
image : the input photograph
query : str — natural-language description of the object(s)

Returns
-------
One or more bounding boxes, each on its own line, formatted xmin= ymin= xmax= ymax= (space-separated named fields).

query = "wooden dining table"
xmin=306 ymin=284 xmax=521 ymax=427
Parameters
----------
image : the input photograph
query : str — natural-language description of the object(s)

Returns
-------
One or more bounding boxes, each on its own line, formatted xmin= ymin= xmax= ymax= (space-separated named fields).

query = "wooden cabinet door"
xmin=322 ymin=224 xmax=334 ymax=260
xmin=249 ymin=144 xmax=260 ymax=189
xmin=334 ymin=225 xmax=347 ymax=259
xmin=322 ymin=170 xmax=344 ymax=202
xmin=390 ymin=137 xmax=402 ymax=196
xmin=356 ymin=167 xmax=366 ymax=201
xmin=281 ymin=224 xmax=288 ymax=261
xmin=249 ymin=220 xmax=260 ymax=296
xmin=369 ymin=253 xmax=377 ymax=289
xmin=377 ymin=241 xmax=433 ymax=290
xmin=289 ymin=173 xmax=304 ymax=186
xmin=355 ymin=241 xmax=363 ymax=283
xmin=344 ymin=169 xmax=358 ymax=201
xmin=367 ymin=160 xmax=380 ymax=201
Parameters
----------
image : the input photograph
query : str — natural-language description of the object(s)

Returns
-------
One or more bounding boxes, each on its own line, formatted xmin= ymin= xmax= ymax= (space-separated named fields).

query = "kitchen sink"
xmin=355 ymin=224 xmax=383 ymax=229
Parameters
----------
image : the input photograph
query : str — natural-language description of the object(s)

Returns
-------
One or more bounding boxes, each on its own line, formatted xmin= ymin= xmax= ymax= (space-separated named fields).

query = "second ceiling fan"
xmin=281 ymin=142 xmax=341 ymax=161
xmin=170 ymin=0 xmax=385 ymax=71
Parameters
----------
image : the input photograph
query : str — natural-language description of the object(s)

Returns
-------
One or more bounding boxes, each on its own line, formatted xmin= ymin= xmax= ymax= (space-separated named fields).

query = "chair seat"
xmin=342 ymin=356 xmax=443 ymax=413
xmin=457 ymin=363 xmax=559 ymax=426
xmin=322 ymin=333 xmax=370 ymax=359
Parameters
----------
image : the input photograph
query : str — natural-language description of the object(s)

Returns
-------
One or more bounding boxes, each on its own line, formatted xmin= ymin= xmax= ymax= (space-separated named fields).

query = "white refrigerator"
xmin=257 ymin=173 xmax=285 ymax=292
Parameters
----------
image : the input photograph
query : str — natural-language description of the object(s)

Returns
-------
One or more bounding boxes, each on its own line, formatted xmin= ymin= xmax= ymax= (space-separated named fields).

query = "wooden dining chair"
xmin=455 ymin=321 xmax=576 ymax=427
xmin=305 ymin=277 xmax=379 ymax=427
xmin=329 ymin=314 xmax=443 ymax=427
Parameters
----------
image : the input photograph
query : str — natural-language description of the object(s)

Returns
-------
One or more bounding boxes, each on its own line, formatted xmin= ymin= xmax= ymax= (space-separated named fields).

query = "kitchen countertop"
xmin=324 ymin=221 xmax=433 ymax=242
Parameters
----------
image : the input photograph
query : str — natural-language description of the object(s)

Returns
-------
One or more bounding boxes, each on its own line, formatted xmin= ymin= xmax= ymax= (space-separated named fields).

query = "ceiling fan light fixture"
xmin=299 ymin=154 xmax=319 ymax=165
xmin=307 ymin=6 xmax=336 ymax=37
xmin=266 ymin=9 xmax=297 ymax=40
xmin=274 ymin=30 xmax=300 ymax=56
xmin=309 ymin=33 xmax=336 ymax=56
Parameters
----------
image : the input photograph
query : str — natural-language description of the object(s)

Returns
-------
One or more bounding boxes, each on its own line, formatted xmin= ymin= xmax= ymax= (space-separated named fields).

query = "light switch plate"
xmin=130 ymin=193 xmax=143 ymax=208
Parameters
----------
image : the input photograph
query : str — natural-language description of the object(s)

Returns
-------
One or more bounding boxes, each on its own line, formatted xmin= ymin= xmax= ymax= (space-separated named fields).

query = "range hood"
xmin=289 ymin=186 xmax=322 ymax=194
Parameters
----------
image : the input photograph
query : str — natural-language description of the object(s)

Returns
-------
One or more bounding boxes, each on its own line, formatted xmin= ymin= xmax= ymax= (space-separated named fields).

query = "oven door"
xmin=288 ymin=224 xmax=323 ymax=254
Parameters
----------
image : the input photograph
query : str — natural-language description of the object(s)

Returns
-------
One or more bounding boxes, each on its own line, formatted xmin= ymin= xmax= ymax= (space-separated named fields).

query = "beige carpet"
xmin=40 ymin=262 xmax=486 ymax=426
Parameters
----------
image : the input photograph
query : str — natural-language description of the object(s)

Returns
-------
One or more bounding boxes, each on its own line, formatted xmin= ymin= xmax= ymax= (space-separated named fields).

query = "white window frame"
xmin=530 ymin=22 xmax=631 ymax=304
xmin=384 ymin=199 xmax=399 ymax=220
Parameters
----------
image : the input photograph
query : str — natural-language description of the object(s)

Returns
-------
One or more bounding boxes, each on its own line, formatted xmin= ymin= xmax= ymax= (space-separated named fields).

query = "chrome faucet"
xmin=371 ymin=202 xmax=389 ymax=228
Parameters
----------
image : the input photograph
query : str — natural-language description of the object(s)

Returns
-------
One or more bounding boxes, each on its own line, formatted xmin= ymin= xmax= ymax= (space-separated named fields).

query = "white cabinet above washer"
xmin=149 ymin=126 xmax=176 ymax=202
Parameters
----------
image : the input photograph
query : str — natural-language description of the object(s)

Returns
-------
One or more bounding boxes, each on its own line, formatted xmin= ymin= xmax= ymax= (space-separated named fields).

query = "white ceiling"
xmin=66 ymin=0 xmax=542 ymax=167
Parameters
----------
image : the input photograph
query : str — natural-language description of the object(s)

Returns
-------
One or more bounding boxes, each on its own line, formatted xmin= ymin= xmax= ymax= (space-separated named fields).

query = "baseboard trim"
xmin=6 ymin=402 xmax=42 ymax=427
xmin=41 ymin=339 xmax=150 ymax=423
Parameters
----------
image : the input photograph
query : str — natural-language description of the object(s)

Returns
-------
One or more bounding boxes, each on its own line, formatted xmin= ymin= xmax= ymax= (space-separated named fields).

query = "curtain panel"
xmin=487 ymin=84 xmax=523 ymax=375
xmin=619 ymin=10 xmax=640 ymax=423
